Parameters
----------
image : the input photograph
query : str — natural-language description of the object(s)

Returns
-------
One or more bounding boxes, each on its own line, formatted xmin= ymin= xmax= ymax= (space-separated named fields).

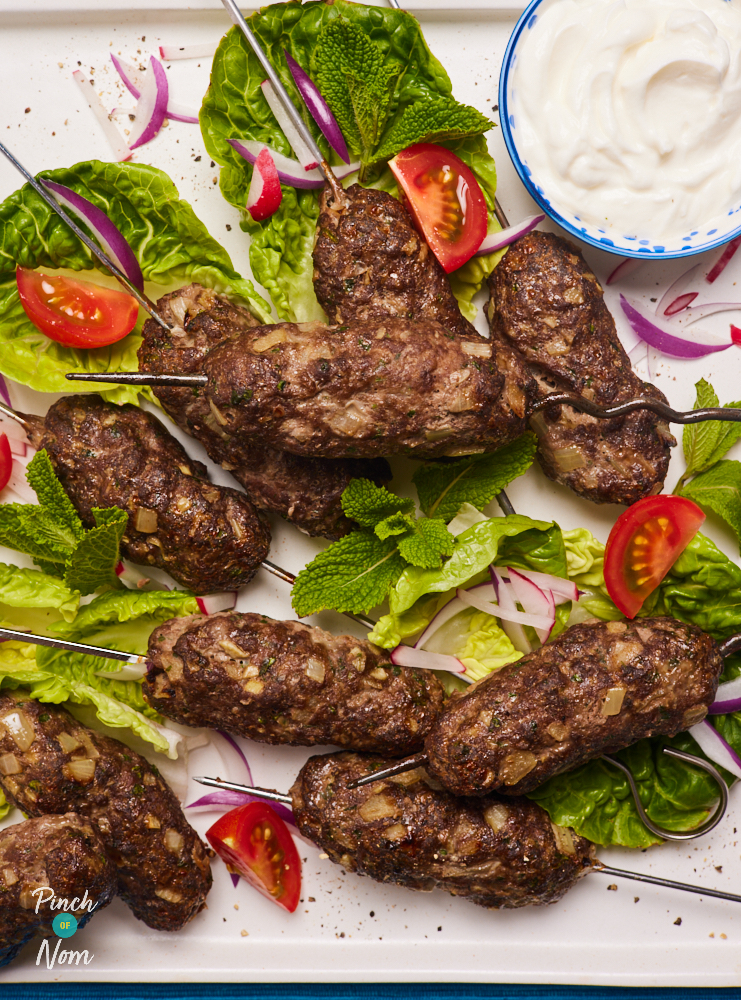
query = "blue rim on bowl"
xmin=498 ymin=0 xmax=741 ymax=260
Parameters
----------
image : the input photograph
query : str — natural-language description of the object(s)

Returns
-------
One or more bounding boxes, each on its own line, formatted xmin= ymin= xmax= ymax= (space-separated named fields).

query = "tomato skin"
xmin=206 ymin=802 xmax=301 ymax=913
xmin=16 ymin=268 xmax=139 ymax=348
xmin=0 ymin=434 xmax=11 ymax=492
xmin=604 ymin=495 xmax=706 ymax=618
xmin=388 ymin=143 xmax=488 ymax=273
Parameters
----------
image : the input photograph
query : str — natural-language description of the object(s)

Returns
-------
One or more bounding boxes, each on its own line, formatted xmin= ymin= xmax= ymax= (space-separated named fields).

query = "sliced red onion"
xmin=110 ymin=55 xmax=198 ymax=123
xmin=689 ymin=720 xmax=741 ymax=781
xmin=706 ymin=236 xmax=741 ymax=284
xmin=0 ymin=376 xmax=11 ymax=410
xmin=159 ymin=43 xmax=216 ymax=61
xmin=187 ymin=789 xmax=295 ymax=828
xmin=390 ymin=644 xmax=466 ymax=674
xmin=620 ymin=295 xmax=732 ymax=359
xmin=491 ymin=568 xmax=532 ymax=653
xmin=43 ymin=180 xmax=144 ymax=292
xmin=663 ymin=292 xmax=698 ymax=317
xmin=128 ymin=56 xmax=169 ymax=150
xmin=72 ymin=70 xmax=130 ymax=162
xmin=216 ymin=730 xmax=254 ymax=786
xmin=260 ymin=80 xmax=318 ymax=172
xmin=414 ymin=597 xmax=467 ymax=650
xmin=627 ymin=341 xmax=648 ymax=369
xmin=457 ymin=584 xmax=555 ymax=631
xmin=675 ymin=302 xmax=741 ymax=326
xmin=655 ymin=264 xmax=701 ymax=317
xmin=196 ymin=592 xmax=238 ymax=615
xmin=229 ymin=138 xmax=359 ymax=190
xmin=709 ymin=675 xmax=741 ymax=715
xmin=474 ymin=215 xmax=545 ymax=257
xmin=606 ymin=257 xmax=642 ymax=286
xmin=284 ymin=50 xmax=349 ymax=164
xmin=506 ymin=569 xmax=556 ymax=643
xmin=5 ymin=461 xmax=37 ymax=503
xmin=246 ymin=147 xmax=282 ymax=222
xmin=115 ymin=560 xmax=153 ymax=590
xmin=495 ymin=566 xmax=578 ymax=604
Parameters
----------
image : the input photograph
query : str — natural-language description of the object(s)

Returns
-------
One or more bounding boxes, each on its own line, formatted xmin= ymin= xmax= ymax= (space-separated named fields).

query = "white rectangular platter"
xmin=1 ymin=0 xmax=741 ymax=987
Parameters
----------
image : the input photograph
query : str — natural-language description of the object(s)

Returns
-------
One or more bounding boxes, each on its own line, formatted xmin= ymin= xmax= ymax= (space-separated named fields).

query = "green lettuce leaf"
xmin=0 ymin=160 xmax=270 ymax=401
xmin=199 ymin=0 xmax=498 ymax=322
xmin=0 ymin=561 xmax=78 ymax=631
xmin=13 ymin=589 xmax=199 ymax=754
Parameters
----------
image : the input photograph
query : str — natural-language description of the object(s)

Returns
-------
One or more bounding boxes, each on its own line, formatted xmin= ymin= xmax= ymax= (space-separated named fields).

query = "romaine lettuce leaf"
xmin=200 ymin=0 xmax=499 ymax=322
xmin=0 ymin=586 xmax=198 ymax=755
xmin=0 ymin=159 xmax=271 ymax=402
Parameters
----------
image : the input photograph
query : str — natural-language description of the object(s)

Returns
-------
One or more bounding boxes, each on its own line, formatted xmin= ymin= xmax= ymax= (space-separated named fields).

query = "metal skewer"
xmin=0 ymin=142 xmax=170 ymax=332
xmin=219 ymin=0 xmax=346 ymax=204
xmin=193 ymin=774 xmax=741 ymax=904
xmin=0 ymin=626 xmax=145 ymax=664
xmin=64 ymin=372 xmax=741 ymax=428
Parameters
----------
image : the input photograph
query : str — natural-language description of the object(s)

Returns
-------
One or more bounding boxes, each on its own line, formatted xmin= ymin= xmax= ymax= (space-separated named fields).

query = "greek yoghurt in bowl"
xmin=500 ymin=0 xmax=741 ymax=257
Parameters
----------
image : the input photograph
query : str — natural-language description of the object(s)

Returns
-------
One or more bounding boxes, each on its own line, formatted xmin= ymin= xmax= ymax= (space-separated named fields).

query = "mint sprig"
xmin=315 ymin=18 xmax=493 ymax=180
xmin=676 ymin=379 xmax=741 ymax=551
xmin=0 ymin=450 xmax=127 ymax=595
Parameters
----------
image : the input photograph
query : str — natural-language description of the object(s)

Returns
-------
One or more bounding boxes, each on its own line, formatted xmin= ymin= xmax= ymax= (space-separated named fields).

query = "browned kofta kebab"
xmin=137 ymin=284 xmax=391 ymax=540
xmin=0 ymin=813 xmax=117 ymax=967
xmin=141 ymin=610 xmax=444 ymax=757
xmin=0 ymin=692 xmax=212 ymax=933
xmin=7 ymin=393 xmax=270 ymax=596
xmin=350 ymin=616 xmax=725 ymax=797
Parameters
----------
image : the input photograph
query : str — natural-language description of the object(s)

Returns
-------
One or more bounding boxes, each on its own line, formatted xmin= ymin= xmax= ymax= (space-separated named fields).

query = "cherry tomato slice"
xmin=604 ymin=495 xmax=706 ymax=618
xmin=206 ymin=802 xmax=301 ymax=913
xmin=388 ymin=143 xmax=488 ymax=274
xmin=16 ymin=268 xmax=139 ymax=349
xmin=0 ymin=434 xmax=11 ymax=493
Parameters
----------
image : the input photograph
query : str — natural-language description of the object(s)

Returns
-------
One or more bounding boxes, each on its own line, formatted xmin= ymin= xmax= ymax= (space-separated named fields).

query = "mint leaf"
xmin=414 ymin=433 xmax=538 ymax=522
xmin=18 ymin=508 xmax=78 ymax=562
xmin=0 ymin=505 xmax=69 ymax=568
xmin=682 ymin=460 xmax=741 ymax=551
xmin=64 ymin=509 xmax=127 ymax=595
xmin=682 ymin=379 xmax=741 ymax=480
xmin=374 ymin=97 xmax=493 ymax=164
xmin=342 ymin=478 xmax=415 ymax=527
xmin=291 ymin=531 xmax=406 ymax=617
xmin=397 ymin=518 xmax=454 ymax=569
xmin=315 ymin=18 xmax=400 ymax=165
xmin=26 ymin=450 xmax=84 ymax=539
xmin=375 ymin=512 xmax=415 ymax=541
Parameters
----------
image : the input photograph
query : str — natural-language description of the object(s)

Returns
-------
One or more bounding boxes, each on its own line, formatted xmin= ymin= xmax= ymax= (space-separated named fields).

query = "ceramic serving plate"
xmin=1 ymin=0 xmax=740 ymax=985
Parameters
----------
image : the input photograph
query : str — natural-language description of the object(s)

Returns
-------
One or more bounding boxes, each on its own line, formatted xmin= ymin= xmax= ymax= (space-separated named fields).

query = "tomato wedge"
xmin=388 ymin=143 xmax=487 ymax=273
xmin=16 ymin=268 xmax=139 ymax=348
xmin=0 ymin=434 xmax=11 ymax=493
xmin=604 ymin=495 xmax=706 ymax=618
xmin=206 ymin=802 xmax=301 ymax=913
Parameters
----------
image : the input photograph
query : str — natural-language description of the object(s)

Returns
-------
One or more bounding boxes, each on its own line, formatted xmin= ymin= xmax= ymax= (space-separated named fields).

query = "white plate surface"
xmin=1 ymin=0 xmax=741 ymax=986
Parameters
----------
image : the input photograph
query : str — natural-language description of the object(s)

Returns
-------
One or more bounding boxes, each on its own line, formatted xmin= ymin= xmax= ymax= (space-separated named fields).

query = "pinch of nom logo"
xmin=33 ymin=887 xmax=97 ymax=968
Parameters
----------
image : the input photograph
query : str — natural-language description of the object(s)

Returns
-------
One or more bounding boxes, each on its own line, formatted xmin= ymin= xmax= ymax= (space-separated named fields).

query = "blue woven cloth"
xmin=3 ymin=986 xmax=741 ymax=1000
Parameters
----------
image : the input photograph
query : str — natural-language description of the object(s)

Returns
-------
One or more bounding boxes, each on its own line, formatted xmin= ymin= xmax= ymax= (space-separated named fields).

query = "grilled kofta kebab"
xmin=488 ymin=231 xmax=675 ymax=505
xmin=138 ymin=284 xmax=391 ymax=539
xmin=221 ymin=750 xmax=595 ymax=910
xmin=352 ymin=616 xmax=724 ymax=797
xmin=313 ymin=184 xmax=479 ymax=339
xmin=0 ymin=813 xmax=117 ymax=967
xmin=0 ymin=693 xmax=212 ymax=932
xmin=14 ymin=393 xmax=271 ymax=595
xmin=142 ymin=610 xmax=445 ymax=756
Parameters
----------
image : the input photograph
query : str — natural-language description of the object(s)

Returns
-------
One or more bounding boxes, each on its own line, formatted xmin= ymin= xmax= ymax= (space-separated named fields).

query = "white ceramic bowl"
xmin=498 ymin=0 xmax=741 ymax=259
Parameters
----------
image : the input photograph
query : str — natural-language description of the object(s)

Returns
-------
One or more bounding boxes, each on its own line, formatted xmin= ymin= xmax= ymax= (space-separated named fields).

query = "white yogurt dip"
xmin=510 ymin=0 xmax=741 ymax=242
